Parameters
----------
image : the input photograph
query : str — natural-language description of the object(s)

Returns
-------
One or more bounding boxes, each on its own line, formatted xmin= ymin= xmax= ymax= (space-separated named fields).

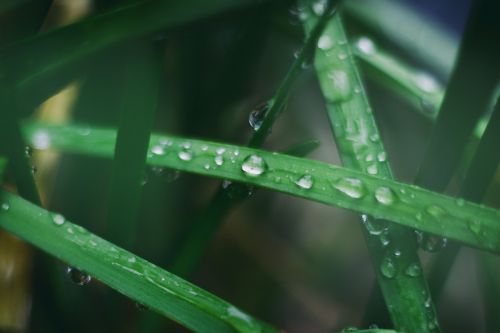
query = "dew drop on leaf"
xmin=1 ymin=203 xmax=9 ymax=211
xmin=241 ymin=155 xmax=267 ymax=177
xmin=356 ymin=36 xmax=376 ymax=55
xmin=66 ymin=267 xmax=91 ymax=286
xmin=151 ymin=145 xmax=166 ymax=156
xmin=380 ymin=256 xmax=397 ymax=278
xmin=421 ymin=234 xmax=447 ymax=253
xmin=374 ymin=187 xmax=396 ymax=205
xmin=52 ymin=213 xmax=65 ymax=226
xmin=468 ymin=219 xmax=481 ymax=235
xmin=332 ymin=177 xmax=366 ymax=199
xmin=326 ymin=70 xmax=352 ymax=102
xmin=317 ymin=35 xmax=333 ymax=50
xmin=178 ymin=150 xmax=193 ymax=161
xmin=214 ymin=155 xmax=224 ymax=166
xmin=294 ymin=174 xmax=313 ymax=189
xmin=405 ymin=262 xmax=422 ymax=277
xmin=248 ymin=102 xmax=269 ymax=131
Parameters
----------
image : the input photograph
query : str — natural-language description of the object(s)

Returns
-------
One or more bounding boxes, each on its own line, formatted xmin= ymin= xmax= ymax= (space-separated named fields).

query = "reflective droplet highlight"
xmin=295 ymin=174 xmax=313 ymax=189
xmin=66 ymin=267 xmax=91 ymax=286
xmin=374 ymin=187 xmax=396 ymax=205
xmin=241 ymin=155 xmax=267 ymax=177
xmin=332 ymin=178 xmax=366 ymax=199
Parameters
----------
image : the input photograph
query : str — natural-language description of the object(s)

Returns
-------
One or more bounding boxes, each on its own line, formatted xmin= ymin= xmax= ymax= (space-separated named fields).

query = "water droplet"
xmin=203 ymin=164 xmax=210 ymax=170
xmin=149 ymin=166 xmax=180 ymax=183
xmin=32 ymin=130 xmax=51 ymax=149
xmin=380 ymin=256 xmax=397 ymax=278
xmin=426 ymin=205 xmax=447 ymax=219
xmin=393 ymin=248 xmax=402 ymax=257
xmin=25 ymin=146 xmax=33 ymax=158
xmin=353 ymin=86 xmax=362 ymax=94
xmin=361 ymin=215 xmax=385 ymax=236
xmin=52 ymin=213 xmax=65 ymax=226
xmin=178 ymin=150 xmax=193 ymax=161
xmin=365 ymin=153 xmax=374 ymax=162
xmin=216 ymin=147 xmax=226 ymax=155
xmin=249 ymin=102 xmax=269 ymax=131
xmin=379 ymin=228 xmax=390 ymax=246
xmin=456 ymin=198 xmax=465 ymax=206
xmin=241 ymin=155 xmax=267 ymax=177
xmin=405 ymin=263 xmax=422 ymax=277
xmin=369 ymin=133 xmax=380 ymax=142
xmin=294 ymin=174 xmax=313 ymax=189
xmin=1 ymin=203 xmax=10 ymax=211
xmin=214 ymin=155 xmax=224 ymax=166
xmin=377 ymin=152 xmax=387 ymax=162
xmin=201 ymin=145 xmax=209 ymax=152
xmin=414 ymin=72 xmax=439 ymax=93
xmin=311 ymin=0 xmax=327 ymax=15
xmin=356 ymin=37 xmax=376 ymax=55
xmin=367 ymin=164 xmax=378 ymax=175
xmin=317 ymin=35 xmax=333 ymax=50
xmin=421 ymin=234 xmax=447 ymax=253
xmin=374 ymin=187 xmax=396 ymax=205
xmin=135 ymin=302 xmax=149 ymax=311
xmin=332 ymin=177 xmax=366 ymax=199
xmin=31 ymin=165 xmax=37 ymax=175
xmin=151 ymin=145 xmax=166 ymax=156
xmin=337 ymin=51 xmax=348 ymax=60
xmin=222 ymin=180 xmax=253 ymax=200
xmin=468 ymin=219 xmax=481 ymax=235
xmin=326 ymin=69 xmax=352 ymax=102
xmin=66 ymin=267 xmax=91 ymax=286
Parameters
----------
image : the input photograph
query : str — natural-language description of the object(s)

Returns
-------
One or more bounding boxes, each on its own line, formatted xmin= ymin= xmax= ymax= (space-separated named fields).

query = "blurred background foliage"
xmin=0 ymin=0 xmax=499 ymax=332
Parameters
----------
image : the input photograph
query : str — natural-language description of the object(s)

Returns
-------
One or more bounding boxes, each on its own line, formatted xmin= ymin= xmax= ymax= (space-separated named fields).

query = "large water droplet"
xmin=405 ymin=263 xmax=422 ymax=277
xmin=380 ymin=256 xmax=397 ymax=278
xmin=66 ymin=267 xmax=91 ymax=286
xmin=249 ymin=102 xmax=269 ymax=131
xmin=151 ymin=145 xmax=166 ymax=156
xmin=241 ymin=155 xmax=267 ymax=177
xmin=332 ymin=178 xmax=366 ymax=199
xmin=361 ymin=215 xmax=385 ymax=236
xmin=374 ymin=187 xmax=396 ymax=205
xmin=367 ymin=164 xmax=378 ymax=175
xmin=222 ymin=180 xmax=253 ymax=200
xmin=295 ymin=174 xmax=313 ymax=189
xmin=326 ymin=70 xmax=352 ymax=102
xmin=356 ymin=37 xmax=376 ymax=55
xmin=214 ymin=155 xmax=224 ymax=166
xmin=52 ymin=213 xmax=65 ymax=226
xmin=317 ymin=35 xmax=333 ymax=50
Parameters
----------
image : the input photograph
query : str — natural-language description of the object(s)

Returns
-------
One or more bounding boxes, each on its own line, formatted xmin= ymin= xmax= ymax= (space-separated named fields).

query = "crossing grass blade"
xmin=0 ymin=189 xmax=278 ymax=333
xmin=20 ymin=121 xmax=500 ymax=254
xmin=300 ymin=5 xmax=438 ymax=332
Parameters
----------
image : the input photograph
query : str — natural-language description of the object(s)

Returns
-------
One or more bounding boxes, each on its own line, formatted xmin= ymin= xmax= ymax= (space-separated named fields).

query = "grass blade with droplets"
xmin=300 ymin=5 xmax=438 ymax=332
xmin=0 ymin=189 xmax=278 ymax=333
xmin=21 ymin=122 xmax=500 ymax=254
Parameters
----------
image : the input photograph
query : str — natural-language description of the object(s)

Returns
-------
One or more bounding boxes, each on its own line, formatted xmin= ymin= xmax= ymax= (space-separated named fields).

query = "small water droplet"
xmin=203 ymin=164 xmax=210 ymax=170
xmin=456 ymin=198 xmax=465 ymax=206
xmin=420 ymin=97 xmax=437 ymax=115
xmin=370 ymin=133 xmax=380 ymax=142
xmin=214 ymin=155 xmax=224 ymax=166
xmin=311 ymin=0 xmax=327 ymax=15
xmin=380 ymin=228 xmax=390 ymax=246
xmin=367 ymin=164 xmax=378 ymax=175
xmin=151 ymin=145 xmax=166 ymax=156
xmin=1 ymin=203 xmax=10 ymax=211
xmin=356 ymin=37 xmax=376 ymax=55
xmin=31 ymin=165 xmax=37 ymax=175
xmin=294 ymin=174 xmax=313 ymax=189
xmin=393 ymin=248 xmax=402 ymax=257
xmin=421 ymin=234 xmax=447 ymax=253
xmin=414 ymin=72 xmax=439 ymax=93
xmin=361 ymin=215 xmax=385 ymax=236
xmin=66 ymin=267 xmax=91 ymax=286
xmin=25 ymin=146 xmax=33 ymax=158
xmin=241 ymin=155 xmax=267 ymax=177
xmin=405 ymin=263 xmax=422 ymax=277
xmin=216 ymin=147 xmax=226 ymax=155
xmin=249 ymin=102 xmax=269 ymax=131
xmin=326 ymin=70 xmax=352 ymax=102
xmin=374 ymin=187 xmax=396 ymax=205
xmin=178 ymin=150 xmax=193 ymax=161
xmin=332 ymin=178 xmax=366 ymax=199
xmin=201 ymin=145 xmax=209 ymax=152
xmin=426 ymin=205 xmax=447 ymax=218
xmin=135 ymin=302 xmax=149 ymax=311
xmin=52 ymin=213 xmax=65 ymax=226
xmin=380 ymin=256 xmax=397 ymax=278
xmin=365 ymin=153 xmax=374 ymax=162
xmin=468 ymin=219 xmax=481 ymax=235
xmin=317 ymin=35 xmax=333 ymax=50
xmin=377 ymin=152 xmax=387 ymax=162
xmin=337 ymin=51 xmax=348 ymax=60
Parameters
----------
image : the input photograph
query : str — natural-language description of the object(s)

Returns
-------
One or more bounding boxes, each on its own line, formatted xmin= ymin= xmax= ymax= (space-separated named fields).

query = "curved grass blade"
xmin=21 ymin=122 xmax=500 ymax=254
xmin=351 ymin=36 xmax=443 ymax=120
xmin=106 ymin=41 xmax=161 ymax=248
xmin=300 ymin=5 xmax=438 ymax=332
xmin=171 ymin=1 xmax=339 ymax=277
xmin=0 ymin=190 xmax=278 ymax=333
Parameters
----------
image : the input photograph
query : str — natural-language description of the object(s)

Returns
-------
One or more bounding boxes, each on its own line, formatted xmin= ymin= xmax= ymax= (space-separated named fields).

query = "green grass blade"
xmin=0 ymin=157 xmax=7 ymax=179
xmin=171 ymin=2 xmax=339 ymax=277
xmin=2 ymin=0 xmax=264 ymax=96
xmin=0 ymin=189 xmax=278 ymax=333
xmin=351 ymin=36 xmax=443 ymax=120
xmin=106 ymin=41 xmax=161 ymax=248
xmin=300 ymin=6 xmax=438 ymax=332
xmin=415 ymin=0 xmax=500 ymax=192
xmin=21 ymin=122 xmax=500 ymax=254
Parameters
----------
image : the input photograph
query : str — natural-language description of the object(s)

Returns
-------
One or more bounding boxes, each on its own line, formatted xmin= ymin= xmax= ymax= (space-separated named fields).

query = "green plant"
xmin=0 ymin=0 xmax=499 ymax=332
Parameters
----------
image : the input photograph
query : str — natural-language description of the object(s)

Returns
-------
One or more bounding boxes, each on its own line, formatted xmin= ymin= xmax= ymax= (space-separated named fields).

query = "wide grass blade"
xmin=300 ymin=5 xmax=437 ymax=332
xmin=0 ymin=189 xmax=278 ymax=333
xmin=21 ymin=122 xmax=500 ymax=254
